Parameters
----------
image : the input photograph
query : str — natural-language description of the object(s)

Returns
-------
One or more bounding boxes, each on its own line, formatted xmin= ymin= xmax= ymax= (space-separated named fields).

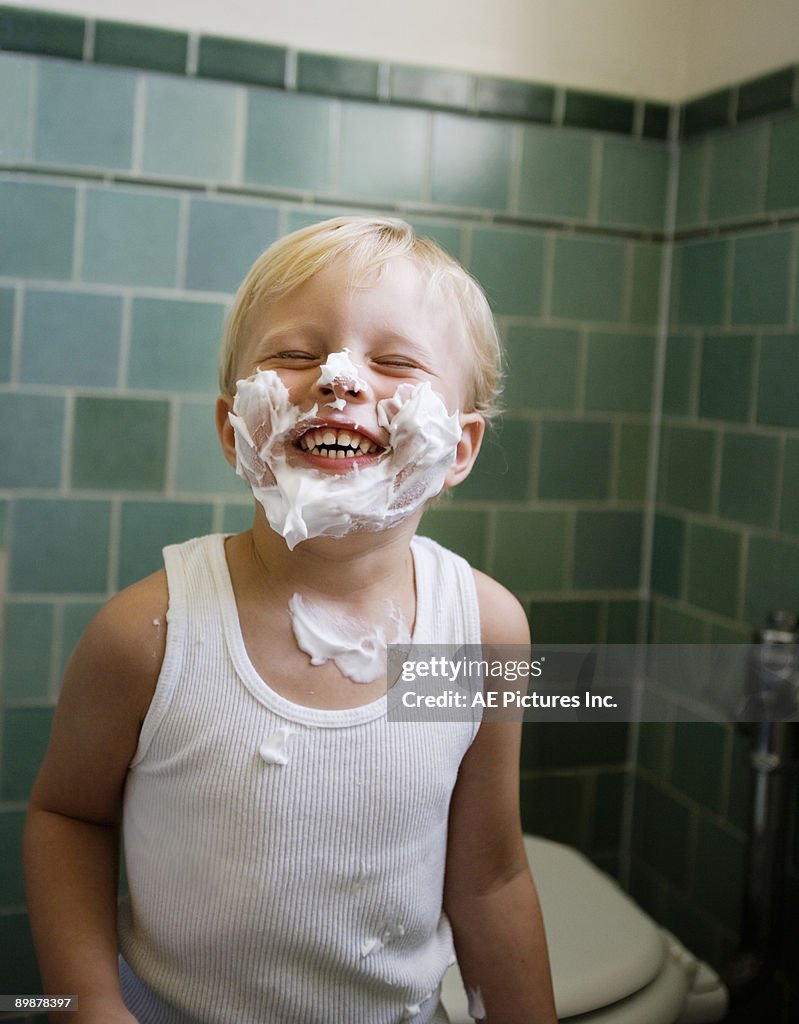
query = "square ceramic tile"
xmin=417 ymin=507 xmax=488 ymax=570
xmin=82 ymin=187 xmax=180 ymax=287
xmin=0 ymin=180 xmax=75 ymax=280
xmin=731 ymin=229 xmax=792 ymax=325
xmin=245 ymin=88 xmax=332 ymax=192
xmin=661 ymin=425 xmax=717 ymax=513
xmin=0 ymin=53 xmax=34 ymax=161
xmin=34 ymin=60 xmax=135 ymax=170
xmin=1 ymin=707 xmax=54 ymax=801
xmin=8 ymin=498 xmax=111 ymax=593
xmin=551 ymin=237 xmax=626 ymax=322
xmin=468 ymin=227 xmax=545 ymax=316
xmin=573 ymin=510 xmax=643 ymax=589
xmin=766 ymin=110 xmax=799 ymax=211
xmin=686 ymin=522 xmax=742 ymax=617
xmin=707 ymin=122 xmax=768 ymax=222
xmin=538 ymin=420 xmax=612 ymax=500
xmin=517 ymin=125 xmax=592 ymax=220
xmin=71 ymin=396 xmax=169 ymax=490
xmin=185 ymin=196 xmax=279 ymax=293
xmin=673 ymin=239 xmax=728 ymax=326
xmin=718 ymin=433 xmax=780 ymax=528
xmin=756 ymin=332 xmax=799 ymax=427
xmin=453 ymin=418 xmax=534 ymax=501
xmin=338 ymin=101 xmax=427 ymax=202
xmin=2 ymin=601 xmax=54 ymax=699
xmin=598 ymin=138 xmax=670 ymax=230
xmin=503 ymin=325 xmax=579 ymax=411
xmin=0 ymin=392 xmax=64 ymax=487
xmin=431 ymin=112 xmax=512 ymax=209
xmin=584 ymin=332 xmax=655 ymax=412
xmin=174 ymin=400 xmax=242 ymax=495
xmin=128 ymin=297 xmax=226 ymax=393
xmin=21 ymin=289 xmax=122 ymax=387
xmin=117 ymin=501 xmax=214 ymax=588
xmin=492 ymin=509 xmax=568 ymax=591
xmin=142 ymin=75 xmax=238 ymax=181
xmin=743 ymin=535 xmax=799 ymax=626
xmin=698 ymin=333 xmax=755 ymax=422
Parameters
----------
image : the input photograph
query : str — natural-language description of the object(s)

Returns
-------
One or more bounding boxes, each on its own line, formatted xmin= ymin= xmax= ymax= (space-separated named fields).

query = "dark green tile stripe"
xmin=0 ymin=5 xmax=84 ymax=59
xmin=296 ymin=52 xmax=379 ymax=100
xmin=94 ymin=21 xmax=188 ymax=74
xmin=2 ymin=6 xmax=796 ymax=139
xmin=196 ymin=35 xmax=286 ymax=87
xmin=0 ymin=5 xmax=667 ymax=136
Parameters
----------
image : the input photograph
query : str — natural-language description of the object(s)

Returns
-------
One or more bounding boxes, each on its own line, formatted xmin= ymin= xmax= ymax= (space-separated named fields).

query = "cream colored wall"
xmin=9 ymin=0 xmax=799 ymax=101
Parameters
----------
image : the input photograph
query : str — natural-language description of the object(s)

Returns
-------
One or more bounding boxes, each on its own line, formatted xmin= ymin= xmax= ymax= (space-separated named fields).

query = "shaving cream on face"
xmin=317 ymin=348 xmax=367 ymax=409
xmin=288 ymin=593 xmax=410 ymax=684
xmin=228 ymin=365 xmax=462 ymax=550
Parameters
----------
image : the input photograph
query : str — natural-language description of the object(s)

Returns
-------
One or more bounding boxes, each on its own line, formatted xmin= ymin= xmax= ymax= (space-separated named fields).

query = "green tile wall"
xmin=647 ymin=91 xmax=799 ymax=1007
xmin=3 ymin=36 xmax=799 ymax=1015
xmin=141 ymin=76 xmax=239 ymax=182
xmin=34 ymin=60 xmax=136 ymax=170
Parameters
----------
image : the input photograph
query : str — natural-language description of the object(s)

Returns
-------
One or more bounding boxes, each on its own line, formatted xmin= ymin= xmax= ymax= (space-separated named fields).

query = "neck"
xmin=233 ymin=506 xmax=420 ymax=610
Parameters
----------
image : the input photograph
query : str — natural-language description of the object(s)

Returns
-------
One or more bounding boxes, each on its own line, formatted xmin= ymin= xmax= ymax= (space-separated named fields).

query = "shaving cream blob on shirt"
xmin=228 ymin=355 xmax=462 ymax=550
xmin=288 ymin=592 xmax=410 ymax=684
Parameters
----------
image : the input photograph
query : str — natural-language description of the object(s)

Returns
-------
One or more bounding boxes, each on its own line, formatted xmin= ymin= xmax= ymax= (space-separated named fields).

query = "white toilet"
xmin=441 ymin=835 xmax=729 ymax=1023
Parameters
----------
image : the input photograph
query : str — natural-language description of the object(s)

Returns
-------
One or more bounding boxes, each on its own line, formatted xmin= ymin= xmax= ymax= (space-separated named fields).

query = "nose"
xmin=315 ymin=350 xmax=370 ymax=409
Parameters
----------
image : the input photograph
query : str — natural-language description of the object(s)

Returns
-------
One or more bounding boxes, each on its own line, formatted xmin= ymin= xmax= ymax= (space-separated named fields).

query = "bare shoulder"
xmin=472 ymin=568 xmax=530 ymax=644
xmin=75 ymin=569 xmax=169 ymax=714
xmin=29 ymin=570 xmax=169 ymax=822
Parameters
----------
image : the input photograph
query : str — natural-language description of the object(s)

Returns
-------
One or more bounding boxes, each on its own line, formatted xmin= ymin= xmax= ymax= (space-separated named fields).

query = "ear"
xmin=216 ymin=395 xmax=237 ymax=469
xmin=444 ymin=412 xmax=485 ymax=488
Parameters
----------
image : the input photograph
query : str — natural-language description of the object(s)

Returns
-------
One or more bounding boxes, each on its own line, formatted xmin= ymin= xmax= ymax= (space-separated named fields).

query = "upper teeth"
xmin=298 ymin=428 xmax=379 ymax=458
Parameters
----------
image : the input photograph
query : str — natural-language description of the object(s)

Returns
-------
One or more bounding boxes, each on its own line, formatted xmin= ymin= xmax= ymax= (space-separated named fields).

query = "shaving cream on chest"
xmin=288 ymin=593 xmax=410 ymax=684
xmin=228 ymin=369 xmax=461 ymax=549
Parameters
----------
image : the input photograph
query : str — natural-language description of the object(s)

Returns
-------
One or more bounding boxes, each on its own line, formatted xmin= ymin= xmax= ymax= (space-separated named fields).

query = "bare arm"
xmin=23 ymin=573 xmax=167 ymax=1024
xmin=443 ymin=572 xmax=557 ymax=1024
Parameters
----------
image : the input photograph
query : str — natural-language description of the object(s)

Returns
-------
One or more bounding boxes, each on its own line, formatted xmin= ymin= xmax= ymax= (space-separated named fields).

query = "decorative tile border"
xmin=0 ymin=4 xmax=670 ymax=138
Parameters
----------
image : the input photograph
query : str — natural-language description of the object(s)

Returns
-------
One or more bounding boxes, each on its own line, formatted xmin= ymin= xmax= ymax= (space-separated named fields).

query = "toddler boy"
xmin=24 ymin=217 xmax=556 ymax=1024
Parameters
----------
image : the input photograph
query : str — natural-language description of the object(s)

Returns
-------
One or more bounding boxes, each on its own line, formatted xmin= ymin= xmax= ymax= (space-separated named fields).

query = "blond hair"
xmin=218 ymin=216 xmax=502 ymax=419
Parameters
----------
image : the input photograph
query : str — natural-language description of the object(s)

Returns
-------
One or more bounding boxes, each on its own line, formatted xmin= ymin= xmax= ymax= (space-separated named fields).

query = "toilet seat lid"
xmin=526 ymin=836 xmax=666 ymax=1019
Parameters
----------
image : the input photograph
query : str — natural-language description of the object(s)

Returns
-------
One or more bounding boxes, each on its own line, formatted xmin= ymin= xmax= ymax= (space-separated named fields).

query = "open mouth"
xmin=295 ymin=425 xmax=386 ymax=460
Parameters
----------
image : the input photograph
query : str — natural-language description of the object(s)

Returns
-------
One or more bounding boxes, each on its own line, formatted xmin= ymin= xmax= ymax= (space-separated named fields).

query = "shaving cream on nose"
xmin=317 ymin=348 xmax=367 ymax=409
xmin=228 ymin=369 xmax=461 ymax=550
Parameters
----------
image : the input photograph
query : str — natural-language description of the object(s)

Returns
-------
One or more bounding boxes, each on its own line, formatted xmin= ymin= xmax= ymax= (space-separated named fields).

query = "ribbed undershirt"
xmin=118 ymin=533 xmax=481 ymax=1024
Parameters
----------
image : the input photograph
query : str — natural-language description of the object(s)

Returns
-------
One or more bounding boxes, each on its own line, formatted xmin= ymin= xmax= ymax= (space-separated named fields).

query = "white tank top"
xmin=118 ymin=533 xmax=481 ymax=1024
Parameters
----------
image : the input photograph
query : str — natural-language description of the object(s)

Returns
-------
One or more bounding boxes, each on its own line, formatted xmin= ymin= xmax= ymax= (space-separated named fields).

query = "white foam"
xmin=229 ymin=368 xmax=461 ymax=550
xmin=288 ymin=592 xmax=409 ymax=684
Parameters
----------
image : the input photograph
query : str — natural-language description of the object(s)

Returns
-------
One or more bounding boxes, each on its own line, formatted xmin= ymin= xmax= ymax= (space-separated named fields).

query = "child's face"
xmin=218 ymin=255 xmax=485 ymax=548
xmin=234 ymin=255 xmax=474 ymax=464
